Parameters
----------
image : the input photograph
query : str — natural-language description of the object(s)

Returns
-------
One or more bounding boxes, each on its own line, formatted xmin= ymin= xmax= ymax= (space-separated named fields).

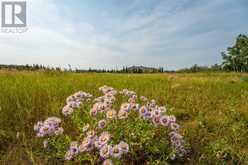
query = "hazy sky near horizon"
xmin=0 ymin=0 xmax=247 ymax=70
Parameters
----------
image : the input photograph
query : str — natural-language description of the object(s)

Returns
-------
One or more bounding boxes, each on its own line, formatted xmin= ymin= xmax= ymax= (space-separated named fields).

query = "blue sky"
xmin=0 ymin=0 xmax=247 ymax=70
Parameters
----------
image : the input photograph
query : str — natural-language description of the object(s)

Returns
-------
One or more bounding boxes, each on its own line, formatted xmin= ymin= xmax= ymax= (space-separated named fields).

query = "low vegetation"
xmin=0 ymin=71 xmax=248 ymax=164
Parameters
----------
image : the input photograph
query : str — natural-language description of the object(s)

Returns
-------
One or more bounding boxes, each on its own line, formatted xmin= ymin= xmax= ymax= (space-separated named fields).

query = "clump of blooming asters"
xmin=99 ymin=85 xmax=118 ymax=96
xmin=34 ymin=117 xmax=64 ymax=149
xmin=145 ymin=103 xmax=186 ymax=158
xmin=64 ymin=141 xmax=80 ymax=160
xmin=34 ymin=117 xmax=63 ymax=137
xmin=35 ymin=86 xmax=187 ymax=164
xmin=62 ymin=91 xmax=92 ymax=116
xmin=89 ymin=85 xmax=118 ymax=118
xmin=64 ymin=130 xmax=129 ymax=162
xmin=120 ymin=89 xmax=136 ymax=97
xmin=119 ymin=90 xmax=187 ymax=159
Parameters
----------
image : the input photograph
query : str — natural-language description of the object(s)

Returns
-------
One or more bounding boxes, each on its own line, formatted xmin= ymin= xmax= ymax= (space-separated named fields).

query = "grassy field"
xmin=0 ymin=71 xmax=248 ymax=164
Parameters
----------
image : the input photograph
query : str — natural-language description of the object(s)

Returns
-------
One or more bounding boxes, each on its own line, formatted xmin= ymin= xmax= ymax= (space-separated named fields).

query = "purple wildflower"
xmin=98 ymin=120 xmax=107 ymax=129
xmin=169 ymin=131 xmax=183 ymax=139
xmin=70 ymin=146 xmax=79 ymax=155
xmin=62 ymin=105 xmax=74 ymax=116
xmin=160 ymin=115 xmax=170 ymax=127
xmin=69 ymin=141 xmax=79 ymax=155
xmin=68 ymin=101 xmax=81 ymax=108
xmin=169 ymin=115 xmax=176 ymax=123
xmin=99 ymin=132 xmax=111 ymax=146
xmin=82 ymin=123 xmax=90 ymax=132
xmin=86 ymin=130 xmax=96 ymax=139
xmin=90 ymin=108 xmax=98 ymax=117
xmin=152 ymin=116 xmax=161 ymax=125
xmin=131 ymin=103 xmax=139 ymax=111
xmin=34 ymin=121 xmax=43 ymax=131
xmin=170 ymin=154 xmax=176 ymax=160
xmin=158 ymin=106 xmax=166 ymax=112
xmin=44 ymin=117 xmax=61 ymax=127
xmin=79 ymin=138 xmax=92 ymax=152
xmin=152 ymin=109 xmax=161 ymax=117
xmin=118 ymin=141 xmax=129 ymax=153
xmin=144 ymin=111 xmax=153 ymax=119
xmin=38 ymin=124 xmax=55 ymax=137
xmin=110 ymin=144 xmax=122 ymax=158
xmin=100 ymin=145 xmax=111 ymax=159
xmin=94 ymin=137 xmax=102 ymax=149
xmin=64 ymin=150 xmax=73 ymax=160
xmin=170 ymin=123 xmax=180 ymax=131
xmin=55 ymin=127 xmax=64 ymax=135
xmin=120 ymin=103 xmax=131 ymax=112
xmin=139 ymin=106 xmax=148 ymax=117
xmin=43 ymin=140 xmax=48 ymax=148
xmin=118 ymin=110 xmax=128 ymax=119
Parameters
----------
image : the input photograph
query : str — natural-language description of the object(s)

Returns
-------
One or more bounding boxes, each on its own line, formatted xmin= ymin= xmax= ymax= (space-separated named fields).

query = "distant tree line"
xmin=1 ymin=34 xmax=247 ymax=73
xmin=177 ymin=64 xmax=222 ymax=73
xmin=75 ymin=66 xmax=165 ymax=73
xmin=0 ymin=64 xmax=62 ymax=71
xmin=0 ymin=64 xmax=165 ymax=73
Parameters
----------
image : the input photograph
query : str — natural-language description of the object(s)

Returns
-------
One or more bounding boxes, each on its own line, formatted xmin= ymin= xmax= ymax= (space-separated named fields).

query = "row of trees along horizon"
xmin=0 ymin=34 xmax=247 ymax=73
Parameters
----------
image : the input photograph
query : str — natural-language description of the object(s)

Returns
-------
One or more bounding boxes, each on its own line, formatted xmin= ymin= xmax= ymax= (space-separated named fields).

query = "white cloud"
xmin=0 ymin=0 xmax=122 ymax=69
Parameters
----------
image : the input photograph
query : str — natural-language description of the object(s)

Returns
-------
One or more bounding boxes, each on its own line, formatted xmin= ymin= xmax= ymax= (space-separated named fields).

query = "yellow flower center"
xmin=102 ymin=147 xmax=108 ymax=154
xmin=100 ymin=136 xmax=107 ymax=142
xmin=43 ymin=127 xmax=49 ymax=132
xmin=113 ymin=147 xmax=119 ymax=153
xmin=121 ymin=144 xmax=127 ymax=149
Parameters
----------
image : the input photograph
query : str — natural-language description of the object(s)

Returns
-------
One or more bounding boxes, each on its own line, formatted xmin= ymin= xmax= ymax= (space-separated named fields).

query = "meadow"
xmin=0 ymin=71 xmax=248 ymax=164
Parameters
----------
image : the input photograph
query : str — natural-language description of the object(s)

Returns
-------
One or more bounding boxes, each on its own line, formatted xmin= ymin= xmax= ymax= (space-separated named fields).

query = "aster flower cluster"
xmin=97 ymin=133 xmax=129 ymax=160
xmin=136 ymin=99 xmax=186 ymax=157
xmin=64 ymin=129 xmax=129 ymax=163
xmin=119 ymin=89 xmax=140 ymax=112
xmin=99 ymin=85 xmax=118 ymax=96
xmin=127 ymin=95 xmax=139 ymax=111
xmin=34 ymin=85 xmax=187 ymax=164
xmin=34 ymin=117 xmax=63 ymax=137
xmin=62 ymin=91 xmax=92 ymax=116
xmin=34 ymin=117 xmax=64 ymax=148
xmin=90 ymin=85 xmax=118 ymax=118
xmin=119 ymin=91 xmax=186 ymax=158
xmin=120 ymin=89 xmax=136 ymax=97
xmin=64 ymin=130 xmax=96 ymax=160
